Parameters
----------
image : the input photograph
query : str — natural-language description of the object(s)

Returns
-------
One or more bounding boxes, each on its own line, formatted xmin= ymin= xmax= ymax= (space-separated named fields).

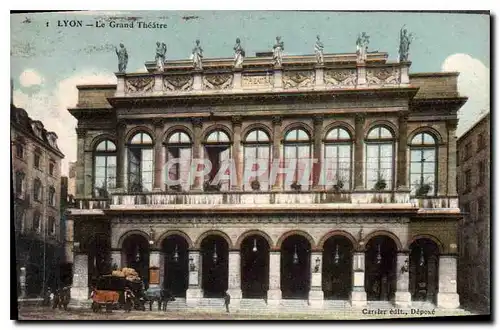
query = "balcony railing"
xmin=69 ymin=192 xmax=459 ymax=213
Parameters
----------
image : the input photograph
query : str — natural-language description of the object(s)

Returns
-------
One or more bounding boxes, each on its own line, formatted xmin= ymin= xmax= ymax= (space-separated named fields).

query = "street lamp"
xmin=334 ymin=244 xmax=340 ymax=265
xmin=376 ymin=244 xmax=382 ymax=264
xmin=148 ymin=226 xmax=155 ymax=245
xmin=173 ymin=244 xmax=179 ymax=263
xmin=293 ymin=245 xmax=299 ymax=264
xmin=135 ymin=247 xmax=141 ymax=262
xmin=252 ymin=238 xmax=257 ymax=253
xmin=419 ymin=247 xmax=425 ymax=267
xmin=212 ymin=243 xmax=218 ymax=264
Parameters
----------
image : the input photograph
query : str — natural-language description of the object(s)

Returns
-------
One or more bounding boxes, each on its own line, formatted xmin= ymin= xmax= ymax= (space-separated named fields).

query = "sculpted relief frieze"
xmin=366 ymin=67 xmax=401 ymax=86
xmin=242 ymin=73 xmax=273 ymax=89
xmin=282 ymin=71 xmax=315 ymax=89
xmin=163 ymin=75 xmax=194 ymax=91
xmin=125 ymin=77 xmax=155 ymax=93
xmin=324 ymin=69 xmax=357 ymax=87
xmin=203 ymin=74 xmax=233 ymax=90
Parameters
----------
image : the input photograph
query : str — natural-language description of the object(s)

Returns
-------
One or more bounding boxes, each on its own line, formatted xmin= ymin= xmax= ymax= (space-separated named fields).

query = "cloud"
xmin=19 ymin=69 xmax=43 ymax=87
xmin=14 ymin=70 xmax=116 ymax=175
xmin=441 ymin=54 xmax=489 ymax=137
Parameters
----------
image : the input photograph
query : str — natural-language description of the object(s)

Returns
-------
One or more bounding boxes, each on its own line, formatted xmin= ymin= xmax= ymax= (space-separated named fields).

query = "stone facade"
xmin=67 ymin=51 xmax=465 ymax=309
xmin=11 ymin=103 xmax=65 ymax=297
xmin=456 ymin=113 xmax=490 ymax=313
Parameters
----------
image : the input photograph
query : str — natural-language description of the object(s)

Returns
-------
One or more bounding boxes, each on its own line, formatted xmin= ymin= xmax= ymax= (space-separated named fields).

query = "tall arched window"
xmin=94 ymin=140 xmax=117 ymax=197
xmin=33 ymin=178 xmax=42 ymax=201
xmin=165 ymin=131 xmax=192 ymax=191
xmin=410 ymin=132 xmax=437 ymax=196
xmin=33 ymin=212 xmax=41 ymax=233
xmin=15 ymin=137 xmax=25 ymax=159
xmin=283 ymin=128 xmax=312 ymax=190
xmin=48 ymin=186 xmax=56 ymax=207
xmin=34 ymin=147 xmax=42 ymax=169
xmin=204 ymin=130 xmax=232 ymax=191
xmin=128 ymin=132 xmax=154 ymax=193
xmin=15 ymin=171 xmax=25 ymax=198
xmin=323 ymin=127 xmax=352 ymax=190
xmin=243 ymin=129 xmax=271 ymax=191
xmin=365 ymin=126 xmax=395 ymax=190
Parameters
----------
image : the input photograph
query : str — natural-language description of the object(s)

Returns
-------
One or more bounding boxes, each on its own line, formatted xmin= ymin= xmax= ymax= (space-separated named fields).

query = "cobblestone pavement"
xmin=16 ymin=306 xmax=474 ymax=321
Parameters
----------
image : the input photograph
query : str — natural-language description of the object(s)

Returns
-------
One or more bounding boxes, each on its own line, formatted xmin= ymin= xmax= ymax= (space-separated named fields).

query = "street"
xmin=16 ymin=305 xmax=473 ymax=320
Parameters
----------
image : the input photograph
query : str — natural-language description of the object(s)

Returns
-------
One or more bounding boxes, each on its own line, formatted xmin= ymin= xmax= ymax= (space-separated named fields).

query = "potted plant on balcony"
xmin=373 ymin=173 xmax=387 ymax=191
xmin=168 ymin=184 xmax=182 ymax=192
xmin=332 ymin=175 xmax=345 ymax=193
xmin=251 ymin=179 xmax=261 ymax=191
xmin=415 ymin=182 xmax=432 ymax=197
xmin=291 ymin=181 xmax=302 ymax=191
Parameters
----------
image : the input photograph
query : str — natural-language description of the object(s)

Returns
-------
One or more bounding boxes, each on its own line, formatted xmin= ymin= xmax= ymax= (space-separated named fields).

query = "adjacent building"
xmin=67 ymin=48 xmax=466 ymax=309
xmin=12 ymin=102 xmax=65 ymax=297
xmin=456 ymin=113 xmax=490 ymax=313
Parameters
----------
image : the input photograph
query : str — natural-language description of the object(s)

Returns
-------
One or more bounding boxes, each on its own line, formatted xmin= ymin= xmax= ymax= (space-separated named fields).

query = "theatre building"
xmin=68 ymin=49 xmax=466 ymax=309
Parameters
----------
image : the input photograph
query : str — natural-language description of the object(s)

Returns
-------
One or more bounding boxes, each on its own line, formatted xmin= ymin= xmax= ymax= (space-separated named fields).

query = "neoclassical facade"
xmin=68 ymin=50 xmax=466 ymax=309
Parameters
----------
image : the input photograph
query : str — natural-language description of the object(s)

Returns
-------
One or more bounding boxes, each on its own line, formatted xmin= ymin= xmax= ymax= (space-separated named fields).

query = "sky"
xmin=10 ymin=11 xmax=490 ymax=175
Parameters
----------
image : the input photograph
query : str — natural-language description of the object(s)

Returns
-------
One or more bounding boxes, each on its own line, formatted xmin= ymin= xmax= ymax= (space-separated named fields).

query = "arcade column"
xmin=186 ymin=250 xmax=203 ymax=307
xmin=267 ymin=250 xmax=282 ymax=306
xmin=393 ymin=252 xmax=411 ymax=307
xmin=349 ymin=251 xmax=367 ymax=307
xmin=70 ymin=253 xmax=89 ymax=303
xmin=228 ymin=251 xmax=242 ymax=309
xmin=308 ymin=252 xmax=324 ymax=308
xmin=436 ymin=255 xmax=460 ymax=309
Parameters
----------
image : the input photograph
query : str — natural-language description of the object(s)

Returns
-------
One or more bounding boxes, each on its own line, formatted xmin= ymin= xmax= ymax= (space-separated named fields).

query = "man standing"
xmin=224 ymin=291 xmax=231 ymax=313
xmin=124 ymin=287 xmax=135 ymax=312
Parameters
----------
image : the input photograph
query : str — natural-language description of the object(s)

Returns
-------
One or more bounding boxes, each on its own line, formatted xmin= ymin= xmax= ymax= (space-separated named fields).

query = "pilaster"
xmin=153 ymin=119 xmax=165 ymax=191
xmin=354 ymin=113 xmax=366 ymax=190
xmin=193 ymin=70 xmax=203 ymax=90
xmin=75 ymin=128 xmax=86 ymax=198
xmin=309 ymin=252 xmax=324 ymax=308
xmin=437 ymin=255 xmax=460 ymax=309
xmin=228 ymin=251 xmax=242 ymax=309
xmin=191 ymin=118 xmax=204 ymax=191
xmin=393 ymin=252 xmax=411 ymax=307
xmin=273 ymin=69 xmax=283 ymax=89
xmin=186 ymin=250 xmax=202 ymax=307
xmin=356 ymin=63 xmax=367 ymax=87
xmin=232 ymin=116 xmax=243 ymax=191
xmin=396 ymin=112 xmax=409 ymax=190
xmin=312 ymin=115 xmax=324 ymax=191
xmin=267 ymin=251 xmax=281 ymax=306
xmin=271 ymin=116 xmax=283 ymax=191
xmin=350 ymin=252 xmax=367 ymax=307
xmin=71 ymin=253 xmax=89 ymax=302
xmin=447 ymin=120 xmax=458 ymax=196
xmin=115 ymin=121 xmax=126 ymax=192
xmin=314 ymin=65 xmax=324 ymax=88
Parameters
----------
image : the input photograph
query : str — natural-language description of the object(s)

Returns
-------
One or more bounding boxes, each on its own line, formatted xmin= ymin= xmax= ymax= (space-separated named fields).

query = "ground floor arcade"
xmin=70 ymin=221 xmax=460 ymax=309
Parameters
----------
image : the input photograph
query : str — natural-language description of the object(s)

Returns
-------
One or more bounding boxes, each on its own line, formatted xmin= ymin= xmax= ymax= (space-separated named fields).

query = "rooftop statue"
xmin=314 ymin=35 xmax=324 ymax=65
xmin=115 ymin=43 xmax=128 ymax=73
xmin=273 ymin=36 xmax=284 ymax=67
xmin=356 ymin=32 xmax=370 ymax=63
xmin=155 ymin=42 xmax=167 ymax=72
xmin=192 ymin=39 xmax=203 ymax=70
xmin=399 ymin=26 xmax=414 ymax=62
xmin=233 ymin=38 xmax=245 ymax=69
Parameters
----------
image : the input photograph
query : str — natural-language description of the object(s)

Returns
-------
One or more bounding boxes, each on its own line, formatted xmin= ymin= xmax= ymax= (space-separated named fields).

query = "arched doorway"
xmin=201 ymin=235 xmax=229 ymax=297
xmin=241 ymin=235 xmax=270 ymax=298
xmin=322 ymin=236 xmax=353 ymax=299
xmin=409 ymin=238 xmax=439 ymax=303
xmin=88 ymin=233 xmax=111 ymax=290
xmin=281 ymin=235 xmax=311 ymax=299
xmin=365 ymin=236 xmax=397 ymax=301
xmin=162 ymin=235 xmax=189 ymax=297
xmin=122 ymin=234 xmax=150 ymax=288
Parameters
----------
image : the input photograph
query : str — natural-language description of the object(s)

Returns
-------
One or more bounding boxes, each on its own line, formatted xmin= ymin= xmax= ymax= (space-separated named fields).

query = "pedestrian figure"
xmin=224 ymin=291 xmax=231 ymax=313
xmin=124 ymin=287 xmax=135 ymax=312
xmin=161 ymin=289 xmax=175 ymax=311
xmin=52 ymin=289 xmax=60 ymax=309
xmin=43 ymin=288 xmax=51 ymax=306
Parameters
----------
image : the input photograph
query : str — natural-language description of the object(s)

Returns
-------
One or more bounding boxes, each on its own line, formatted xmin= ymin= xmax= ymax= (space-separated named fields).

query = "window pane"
xmin=422 ymin=149 xmax=435 ymax=162
xmin=131 ymin=134 xmax=142 ymax=144
xmin=423 ymin=133 xmax=435 ymax=144
xmin=411 ymin=133 xmax=423 ymax=145
xmin=410 ymin=162 xmax=421 ymax=175
xmin=367 ymin=127 xmax=379 ymax=139
xmin=246 ymin=131 xmax=258 ymax=142
xmin=326 ymin=128 xmax=338 ymax=140
xmin=96 ymin=141 xmax=107 ymax=151
xmin=380 ymin=127 xmax=392 ymax=138
xmin=297 ymin=129 xmax=309 ymax=141
xmin=338 ymin=128 xmax=350 ymax=139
